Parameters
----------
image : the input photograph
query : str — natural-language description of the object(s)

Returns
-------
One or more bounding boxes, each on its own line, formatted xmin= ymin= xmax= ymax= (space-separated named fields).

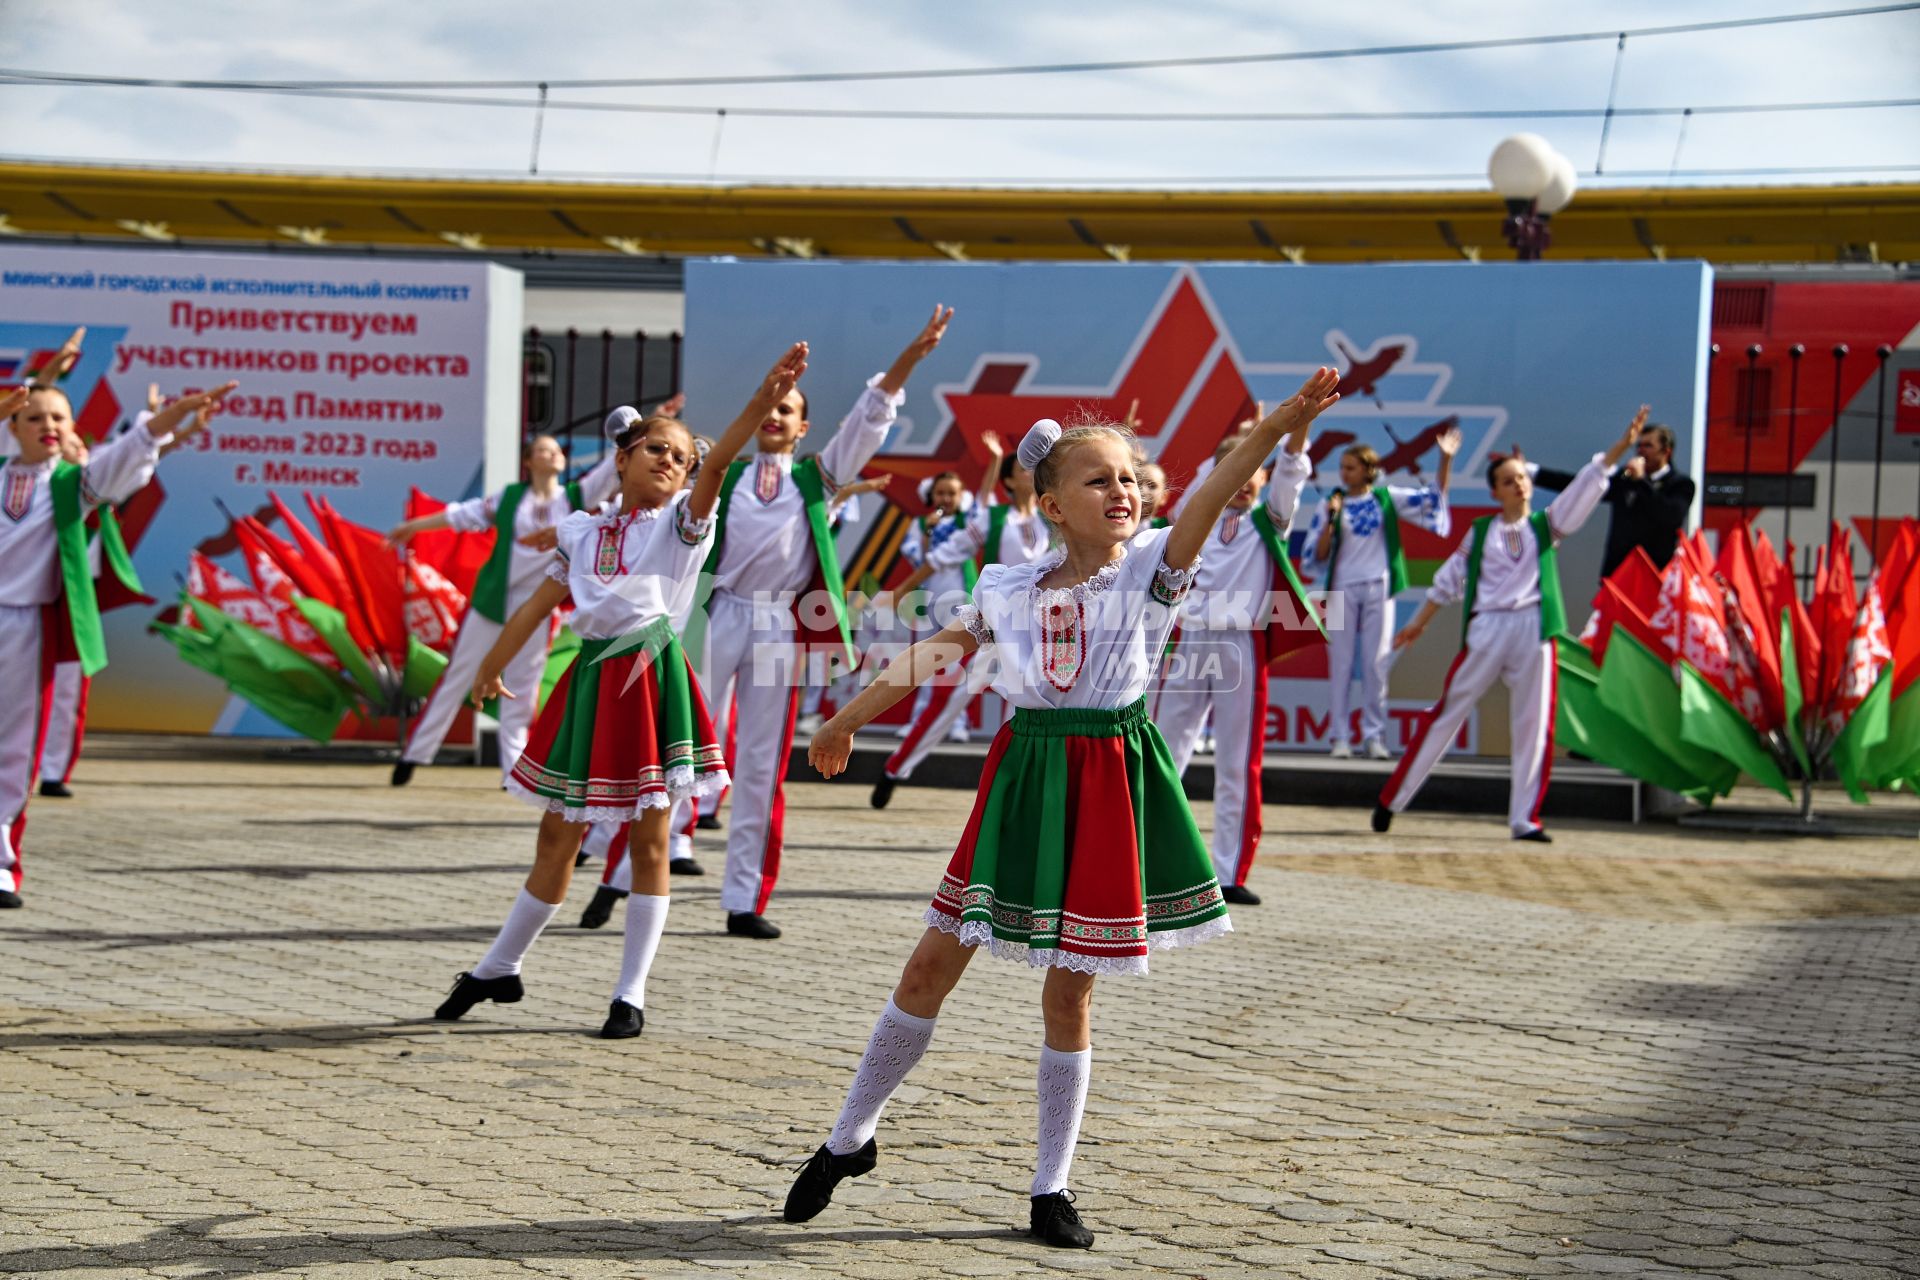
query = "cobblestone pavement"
xmin=3 ymin=737 xmax=1917 ymax=1279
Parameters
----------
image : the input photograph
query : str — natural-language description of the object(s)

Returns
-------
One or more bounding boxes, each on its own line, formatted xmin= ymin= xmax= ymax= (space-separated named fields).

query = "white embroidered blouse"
xmin=547 ymin=490 xmax=715 ymax=640
xmin=954 ymin=526 xmax=1197 ymax=711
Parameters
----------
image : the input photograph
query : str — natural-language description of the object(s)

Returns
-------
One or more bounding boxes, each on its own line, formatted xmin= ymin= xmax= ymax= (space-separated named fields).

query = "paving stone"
xmin=2 ymin=745 xmax=1916 ymax=1278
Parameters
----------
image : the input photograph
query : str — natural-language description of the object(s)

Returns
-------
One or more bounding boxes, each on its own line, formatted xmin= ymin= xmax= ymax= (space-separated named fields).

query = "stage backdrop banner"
xmin=685 ymin=259 xmax=1711 ymax=756
xmin=1 ymin=245 xmax=524 ymax=734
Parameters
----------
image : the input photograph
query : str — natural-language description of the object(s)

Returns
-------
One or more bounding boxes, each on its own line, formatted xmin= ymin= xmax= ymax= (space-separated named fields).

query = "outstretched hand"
xmin=146 ymin=382 xmax=238 ymax=439
xmin=0 ymin=385 xmax=27 ymax=420
xmin=809 ymin=722 xmax=854 ymax=778
xmin=754 ymin=342 xmax=810 ymax=411
xmin=1392 ymin=622 xmax=1424 ymax=651
xmin=1436 ymin=425 xmax=1463 ymax=458
xmin=35 ymin=327 xmax=85 ymax=384
xmin=1262 ymin=368 xmax=1343 ymax=445
xmin=901 ymin=304 xmax=954 ymax=363
xmin=981 ymin=429 xmax=1004 ymax=459
xmin=1621 ymin=405 xmax=1650 ymax=450
xmin=471 ymin=668 xmax=513 ymax=709
xmin=656 ymin=391 xmax=687 ymax=419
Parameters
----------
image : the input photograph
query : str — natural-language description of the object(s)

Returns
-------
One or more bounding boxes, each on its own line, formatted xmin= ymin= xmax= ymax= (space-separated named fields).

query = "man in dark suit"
xmin=1533 ymin=423 xmax=1694 ymax=576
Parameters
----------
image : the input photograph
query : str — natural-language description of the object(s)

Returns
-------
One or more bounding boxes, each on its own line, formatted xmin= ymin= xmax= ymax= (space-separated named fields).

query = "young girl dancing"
xmin=788 ymin=368 xmax=1342 ymax=1248
xmin=432 ymin=344 xmax=808 ymax=1038
xmin=1375 ymin=408 xmax=1645 ymax=840
xmin=1 ymin=371 xmax=234 ymax=909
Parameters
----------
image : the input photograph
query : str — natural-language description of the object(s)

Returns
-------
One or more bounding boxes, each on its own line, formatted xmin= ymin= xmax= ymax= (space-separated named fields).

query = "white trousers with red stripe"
xmin=695 ymin=590 xmax=803 ymax=916
xmin=1155 ymin=627 xmax=1267 ymax=889
xmin=39 ymin=661 xmax=87 ymax=784
xmin=0 ymin=604 xmax=52 ymax=893
xmin=1379 ymin=609 xmax=1556 ymax=835
xmin=403 ymin=607 xmax=549 ymax=781
xmin=883 ymin=651 xmax=992 ymax=781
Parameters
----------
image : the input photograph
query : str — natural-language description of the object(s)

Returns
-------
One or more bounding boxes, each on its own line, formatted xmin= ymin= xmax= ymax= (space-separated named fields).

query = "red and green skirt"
xmin=507 ymin=618 xmax=729 ymax=823
xmin=927 ymin=698 xmax=1231 ymax=976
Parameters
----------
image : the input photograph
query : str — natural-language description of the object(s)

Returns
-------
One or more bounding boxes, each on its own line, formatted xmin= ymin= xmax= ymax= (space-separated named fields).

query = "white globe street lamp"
xmin=1488 ymin=134 xmax=1576 ymax=260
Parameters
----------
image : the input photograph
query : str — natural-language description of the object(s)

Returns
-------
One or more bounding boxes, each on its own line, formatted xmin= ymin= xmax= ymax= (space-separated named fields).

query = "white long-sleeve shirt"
xmin=0 ymin=427 xmax=162 ymax=607
xmin=1426 ymin=454 xmax=1614 ymax=614
xmin=443 ymin=454 xmax=620 ymax=609
xmin=548 ymin=490 xmax=715 ymax=640
xmin=1304 ymin=484 xmax=1451 ymax=589
xmin=711 ymin=374 xmax=902 ymax=600
xmin=1181 ymin=448 xmax=1312 ymax=631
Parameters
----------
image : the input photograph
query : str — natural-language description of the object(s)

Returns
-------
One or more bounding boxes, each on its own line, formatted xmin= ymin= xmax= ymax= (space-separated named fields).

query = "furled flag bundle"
xmin=155 ymin=490 xmax=471 ymax=740
xmin=1556 ymin=518 xmax=1920 ymax=806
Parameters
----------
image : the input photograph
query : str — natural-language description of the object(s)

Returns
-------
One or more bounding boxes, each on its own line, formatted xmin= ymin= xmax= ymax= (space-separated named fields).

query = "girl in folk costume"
xmin=1375 ymin=408 xmax=1647 ymax=841
xmin=0 ymin=376 xmax=234 ymax=909
xmin=386 ymin=431 xmax=619 ymax=786
xmin=786 ymin=370 xmax=1343 ymax=1249
xmin=1304 ymin=432 xmax=1460 ymax=760
xmin=1152 ymin=428 xmax=1327 ymax=907
xmin=688 ymin=306 xmax=952 ymax=942
xmin=431 ymin=345 xmax=806 ymax=1038
xmin=872 ymin=430 xmax=1053 ymax=808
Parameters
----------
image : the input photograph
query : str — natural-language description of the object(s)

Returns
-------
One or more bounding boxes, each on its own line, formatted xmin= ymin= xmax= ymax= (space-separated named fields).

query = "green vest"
xmin=1327 ymin=485 xmax=1407 ymax=595
xmin=692 ymin=456 xmax=855 ymax=672
xmin=1461 ymin=510 xmax=1566 ymax=643
xmin=469 ymin=480 xmax=584 ymax=624
xmin=49 ymin=463 xmax=143 ymax=677
xmin=1249 ymin=505 xmax=1327 ymax=646
xmin=984 ymin=502 xmax=1013 ymax=567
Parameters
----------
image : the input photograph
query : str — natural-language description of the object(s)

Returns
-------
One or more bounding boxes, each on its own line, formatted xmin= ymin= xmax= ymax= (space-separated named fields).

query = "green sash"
xmin=469 ymin=480 xmax=584 ymax=624
xmin=1328 ymin=485 xmax=1407 ymax=595
xmin=1462 ymin=510 xmax=1566 ymax=644
xmin=692 ymin=456 xmax=855 ymax=672
xmin=1250 ymin=505 xmax=1327 ymax=645
xmin=49 ymin=463 xmax=143 ymax=677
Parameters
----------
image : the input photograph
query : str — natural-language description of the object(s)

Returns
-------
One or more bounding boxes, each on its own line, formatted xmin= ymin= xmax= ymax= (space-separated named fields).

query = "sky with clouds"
xmin=2 ymin=0 xmax=1916 ymax=189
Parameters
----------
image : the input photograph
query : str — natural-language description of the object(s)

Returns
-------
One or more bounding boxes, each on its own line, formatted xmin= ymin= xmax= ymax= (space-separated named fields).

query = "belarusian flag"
xmin=170 ymin=595 xmax=353 ymax=742
xmin=1830 ymin=584 xmax=1894 ymax=802
xmin=1595 ymin=628 xmax=1740 ymax=803
xmin=403 ymin=557 xmax=467 ymax=652
xmin=405 ymin=486 xmax=493 ymax=599
xmin=293 ymin=596 xmax=386 ymax=703
xmin=186 ymin=551 xmax=281 ymax=633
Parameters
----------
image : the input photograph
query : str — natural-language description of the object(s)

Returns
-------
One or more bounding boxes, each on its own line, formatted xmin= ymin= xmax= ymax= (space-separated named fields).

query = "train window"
xmin=523 ymin=338 xmax=554 ymax=430
xmin=1734 ymin=367 xmax=1773 ymax=437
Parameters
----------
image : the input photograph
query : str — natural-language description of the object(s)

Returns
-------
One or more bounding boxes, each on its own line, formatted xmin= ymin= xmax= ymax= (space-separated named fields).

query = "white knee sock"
xmin=826 ymin=997 xmax=937 ymax=1155
xmin=471 ymin=889 xmax=559 ymax=979
xmin=1031 ymin=1045 xmax=1092 ymax=1196
xmin=610 ymin=893 xmax=669 ymax=1008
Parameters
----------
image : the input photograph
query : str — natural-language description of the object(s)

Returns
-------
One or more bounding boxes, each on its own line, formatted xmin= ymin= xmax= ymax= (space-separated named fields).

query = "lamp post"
xmin=1489 ymin=134 xmax=1577 ymax=261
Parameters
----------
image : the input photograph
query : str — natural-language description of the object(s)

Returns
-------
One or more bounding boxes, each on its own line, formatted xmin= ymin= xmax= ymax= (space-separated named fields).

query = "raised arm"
xmin=977 ymin=430 xmax=1007 ymax=504
xmin=1263 ymin=438 xmax=1315 ymax=528
xmin=689 ymin=342 xmax=809 ymax=520
xmin=808 ymin=619 xmax=979 ymax=777
xmin=1546 ymin=406 xmax=1645 ymax=539
xmin=1433 ymin=424 xmax=1461 ymax=500
xmin=876 ymin=304 xmax=953 ymax=397
xmin=1165 ymin=368 xmax=1340 ymax=571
